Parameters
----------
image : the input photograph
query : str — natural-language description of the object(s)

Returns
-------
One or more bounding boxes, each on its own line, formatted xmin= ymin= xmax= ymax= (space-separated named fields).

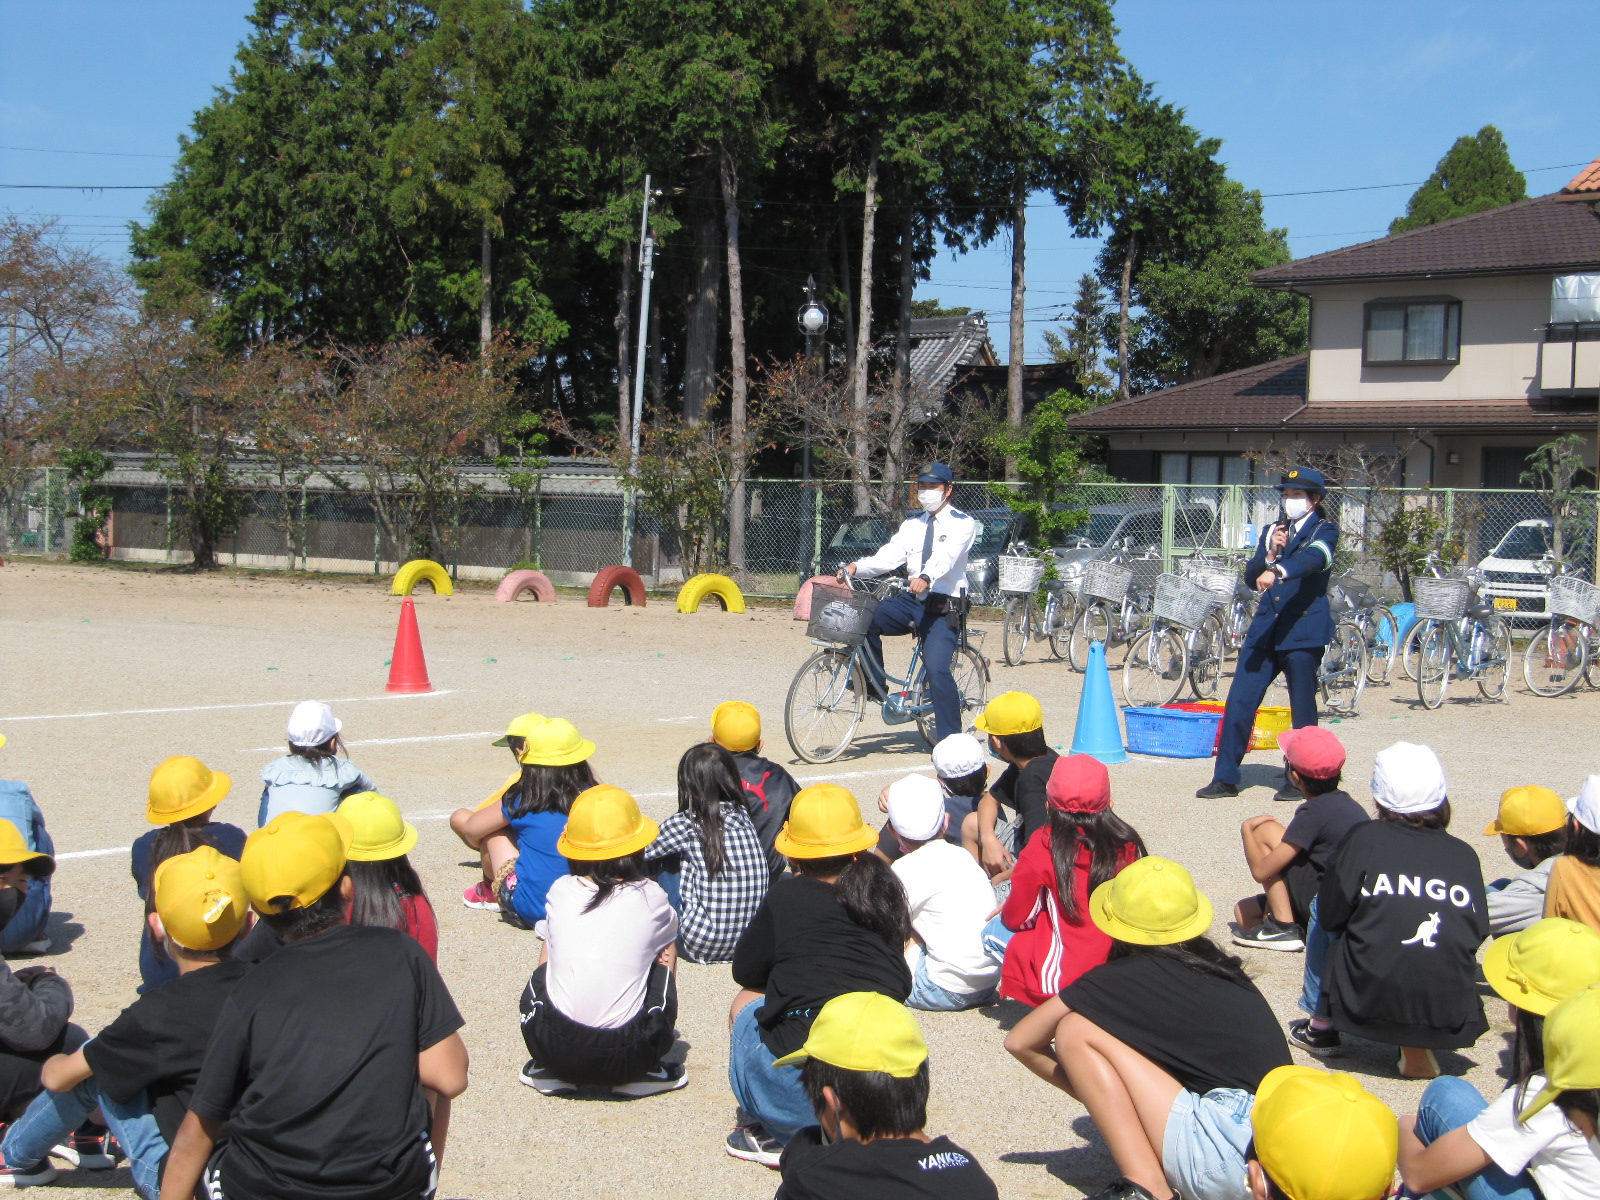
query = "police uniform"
xmin=851 ymin=465 xmax=978 ymax=745
xmin=1203 ymin=468 xmax=1340 ymax=796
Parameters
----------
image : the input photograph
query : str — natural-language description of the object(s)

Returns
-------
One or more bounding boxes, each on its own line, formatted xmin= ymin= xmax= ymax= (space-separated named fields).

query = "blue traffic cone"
xmin=1070 ymin=641 xmax=1128 ymax=764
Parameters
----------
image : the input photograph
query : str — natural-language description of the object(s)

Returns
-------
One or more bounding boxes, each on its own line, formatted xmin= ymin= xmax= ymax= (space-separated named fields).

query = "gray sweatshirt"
xmin=0 ymin=958 xmax=72 ymax=1052
xmin=1485 ymin=857 xmax=1556 ymax=938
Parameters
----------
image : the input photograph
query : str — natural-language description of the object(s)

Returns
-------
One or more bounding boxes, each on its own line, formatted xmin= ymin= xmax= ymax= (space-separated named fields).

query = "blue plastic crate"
xmin=1124 ymin=706 xmax=1222 ymax=758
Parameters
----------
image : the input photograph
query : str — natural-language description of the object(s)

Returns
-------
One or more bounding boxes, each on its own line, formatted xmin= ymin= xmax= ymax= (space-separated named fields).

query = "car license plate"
xmin=1493 ymin=596 xmax=1518 ymax=610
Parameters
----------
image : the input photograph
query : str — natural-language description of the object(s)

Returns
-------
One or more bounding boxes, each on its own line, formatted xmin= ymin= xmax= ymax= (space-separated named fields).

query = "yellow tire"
xmin=391 ymin=559 xmax=455 ymax=597
xmin=676 ymin=573 xmax=746 ymax=614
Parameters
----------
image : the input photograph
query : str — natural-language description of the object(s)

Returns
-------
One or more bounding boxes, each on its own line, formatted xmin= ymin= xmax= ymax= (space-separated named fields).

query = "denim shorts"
xmin=905 ymin=948 xmax=997 ymax=1012
xmin=1161 ymin=1086 xmax=1254 ymax=1200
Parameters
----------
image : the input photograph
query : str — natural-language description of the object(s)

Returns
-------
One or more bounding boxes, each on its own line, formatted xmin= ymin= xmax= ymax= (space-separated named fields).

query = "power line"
xmin=0 ymin=145 xmax=175 ymax=159
xmin=0 ymin=184 xmax=160 ymax=190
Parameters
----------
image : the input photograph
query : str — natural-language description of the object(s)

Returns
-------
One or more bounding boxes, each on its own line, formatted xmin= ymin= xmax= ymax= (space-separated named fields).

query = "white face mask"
xmin=917 ymin=488 xmax=946 ymax=513
xmin=1283 ymin=497 xmax=1310 ymax=521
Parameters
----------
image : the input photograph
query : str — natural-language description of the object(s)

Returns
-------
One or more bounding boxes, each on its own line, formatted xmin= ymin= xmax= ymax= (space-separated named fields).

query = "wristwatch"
xmin=1271 ymin=563 xmax=1287 ymax=581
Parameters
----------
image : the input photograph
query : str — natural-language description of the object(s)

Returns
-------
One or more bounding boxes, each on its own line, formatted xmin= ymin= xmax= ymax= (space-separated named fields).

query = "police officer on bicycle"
xmin=842 ymin=462 xmax=977 ymax=745
xmin=1197 ymin=467 xmax=1339 ymax=801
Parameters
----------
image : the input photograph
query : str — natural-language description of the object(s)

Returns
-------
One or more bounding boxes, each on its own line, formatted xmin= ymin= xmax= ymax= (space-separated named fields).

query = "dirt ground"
xmin=1 ymin=560 xmax=1594 ymax=1200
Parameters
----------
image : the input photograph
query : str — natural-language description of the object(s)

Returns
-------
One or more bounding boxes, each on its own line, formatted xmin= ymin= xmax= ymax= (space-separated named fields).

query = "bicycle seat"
xmin=1467 ymin=601 xmax=1497 ymax=621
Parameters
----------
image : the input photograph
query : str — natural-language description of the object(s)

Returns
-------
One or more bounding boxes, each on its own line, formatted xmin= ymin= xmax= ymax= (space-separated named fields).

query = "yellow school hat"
xmin=1484 ymin=786 xmax=1567 ymax=838
xmin=1252 ymin=1066 xmax=1398 ymax=1200
xmin=153 ymin=845 xmax=249 ymax=952
xmin=0 ymin=820 xmax=52 ymax=876
xmin=773 ymin=784 xmax=878 ymax=859
xmin=773 ymin=992 xmax=928 ymax=1076
xmin=1089 ymin=856 xmax=1212 ymax=946
xmin=711 ymin=702 xmax=762 ymax=753
xmin=492 ymin=712 xmax=544 ymax=748
xmin=147 ymin=756 xmax=232 ymax=825
xmin=518 ymin=717 xmax=596 ymax=767
xmin=337 ymin=791 xmax=419 ymax=862
xmin=1521 ymin=983 xmax=1600 ymax=1122
xmin=1483 ymin=918 xmax=1600 ymax=1017
xmin=557 ymin=785 xmax=659 ymax=861
xmin=0 ymin=735 xmax=6 ymax=751
xmin=973 ymin=691 xmax=1043 ymax=736
xmin=240 ymin=810 xmax=353 ymax=913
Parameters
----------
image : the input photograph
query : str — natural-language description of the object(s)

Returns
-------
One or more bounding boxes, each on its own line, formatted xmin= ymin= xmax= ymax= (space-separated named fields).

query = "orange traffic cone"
xmin=386 ymin=596 xmax=433 ymax=693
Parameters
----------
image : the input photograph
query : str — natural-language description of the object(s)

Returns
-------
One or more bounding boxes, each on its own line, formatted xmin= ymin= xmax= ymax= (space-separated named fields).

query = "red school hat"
xmin=1046 ymin=754 xmax=1112 ymax=815
xmin=1277 ymin=727 xmax=1346 ymax=780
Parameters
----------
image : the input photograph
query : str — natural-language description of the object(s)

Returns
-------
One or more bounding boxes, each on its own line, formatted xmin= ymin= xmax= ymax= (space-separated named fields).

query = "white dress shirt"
xmin=854 ymin=505 xmax=978 ymax=596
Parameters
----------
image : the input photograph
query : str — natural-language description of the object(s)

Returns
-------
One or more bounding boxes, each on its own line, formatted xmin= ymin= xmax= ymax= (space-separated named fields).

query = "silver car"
xmin=1050 ymin=502 xmax=1219 ymax=596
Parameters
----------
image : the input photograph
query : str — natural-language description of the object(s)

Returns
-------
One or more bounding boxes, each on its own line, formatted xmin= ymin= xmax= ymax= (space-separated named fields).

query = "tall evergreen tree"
xmin=1391 ymin=126 xmax=1527 ymax=234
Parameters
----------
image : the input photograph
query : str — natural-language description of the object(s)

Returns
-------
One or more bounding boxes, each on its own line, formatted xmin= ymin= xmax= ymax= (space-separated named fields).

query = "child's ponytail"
xmin=1048 ymin=807 xmax=1147 ymax=923
xmin=834 ymin=852 xmax=912 ymax=948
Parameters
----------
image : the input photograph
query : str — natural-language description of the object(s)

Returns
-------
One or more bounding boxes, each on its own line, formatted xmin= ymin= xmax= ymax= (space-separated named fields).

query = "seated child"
xmin=0 ymin=845 xmax=252 ymax=1196
xmin=0 ymin=736 xmax=54 ymax=957
xmin=338 ymin=792 xmax=437 ymax=962
xmin=519 ymin=786 xmax=685 ymax=1098
xmin=1397 ymin=918 xmax=1600 ymax=1200
xmin=161 ymin=811 xmax=469 ymax=1200
xmin=454 ymin=717 xmax=597 ymax=926
xmin=883 ymin=774 xmax=1000 ymax=1011
xmin=643 ymin=743 xmax=768 ymax=964
xmin=874 ymin=733 xmax=989 ymax=863
xmin=1247 ymin=1066 xmax=1398 ymax=1200
xmin=1545 ymin=775 xmax=1600 ymax=934
xmin=258 ymin=701 xmax=375 ymax=826
xmin=711 ymin=702 xmax=799 ymax=878
xmin=727 ymin=785 xmax=913 ymax=1166
xmin=1233 ymin=727 xmax=1367 ymax=953
xmin=772 ymin=992 xmax=999 ymax=1198
xmin=1291 ymin=742 xmax=1489 ymax=1080
xmin=1484 ymin=785 xmax=1568 ymax=936
xmin=988 ymin=754 xmax=1144 ymax=1007
xmin=965 ymin=693 xmax=1057 ymax=878
xmin=1004 ymin=856 xmax=1291 ymax=1200
xmin=449 ymin=712 xmax=543 ymax=907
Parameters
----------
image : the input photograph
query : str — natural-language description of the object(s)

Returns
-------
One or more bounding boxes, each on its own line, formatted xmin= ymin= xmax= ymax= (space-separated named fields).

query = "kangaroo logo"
xmin=1400 ymin=912 xmax=1441 ymax=948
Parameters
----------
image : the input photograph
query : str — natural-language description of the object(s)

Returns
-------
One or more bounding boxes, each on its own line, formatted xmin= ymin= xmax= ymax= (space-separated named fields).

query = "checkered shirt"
xmin=646 ymin=804 xmax=769 ymax=963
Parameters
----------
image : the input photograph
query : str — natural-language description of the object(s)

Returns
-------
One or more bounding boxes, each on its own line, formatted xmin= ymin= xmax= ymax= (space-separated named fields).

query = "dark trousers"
xmin=864 ymin=591 xmax=960 ymax=745
xmin=519 ymin=963 xmax=677 ymax=1087
xmin=1213 ymin=641 xmax=1324 ymax=786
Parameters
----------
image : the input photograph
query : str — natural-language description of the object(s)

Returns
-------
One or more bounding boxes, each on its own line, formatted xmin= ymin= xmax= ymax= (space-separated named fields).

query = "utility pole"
xmin=622 ymin=177 xmax=657 ymax=569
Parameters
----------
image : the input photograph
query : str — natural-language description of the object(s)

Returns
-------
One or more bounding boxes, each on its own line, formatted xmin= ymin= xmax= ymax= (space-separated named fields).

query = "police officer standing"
xmin=1197 ymin=467 xmax=1339 ymax=801
xmin=844 ymin=462 xmax=977 ymax=745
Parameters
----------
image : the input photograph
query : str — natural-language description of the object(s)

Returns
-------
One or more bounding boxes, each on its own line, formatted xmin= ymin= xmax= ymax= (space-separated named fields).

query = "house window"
xmin=1159 ymin=453 xmax=1252 ymax=484
xmin=1363 ymin=300 xmax=1461 ymax=365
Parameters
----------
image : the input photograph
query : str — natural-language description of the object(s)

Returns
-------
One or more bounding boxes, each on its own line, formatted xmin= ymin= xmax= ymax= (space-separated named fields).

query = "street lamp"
xmin=796 ymin=275 xmax=828 ymax=486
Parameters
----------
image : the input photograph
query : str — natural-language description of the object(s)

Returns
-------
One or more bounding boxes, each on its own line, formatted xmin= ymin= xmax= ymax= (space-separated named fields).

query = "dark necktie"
xmin=920 ymin=515 xmax=936 ymax=584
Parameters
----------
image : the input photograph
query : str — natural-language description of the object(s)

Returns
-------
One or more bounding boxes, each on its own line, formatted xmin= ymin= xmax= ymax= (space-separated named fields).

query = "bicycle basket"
xmin=997 ymin=554 xmax=1048 ymax=595
xmin=1082 ymin=559 xmax=1133 ymax=604
xmin=1153 ymin=573 xmax=1219 ymax=630
xmin=805 ymin=583 xmax=880 ymax=645
xmin=1549 ymin=575 xmax=1600 ymax=624
xmin=1413 ymin=577 xmax=1470 ymax=622
xmin=1180 ymin=559 xmax=1237 ymax=602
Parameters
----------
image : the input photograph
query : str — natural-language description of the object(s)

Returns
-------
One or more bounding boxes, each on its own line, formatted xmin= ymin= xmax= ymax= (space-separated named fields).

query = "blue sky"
xmin=4 ymin=0 xmax=1597 ymax=361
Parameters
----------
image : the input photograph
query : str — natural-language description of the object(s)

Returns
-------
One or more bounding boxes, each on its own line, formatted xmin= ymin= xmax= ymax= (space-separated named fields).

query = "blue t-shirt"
xmin=503 ymin=808 xmax=567 ymax=927
xmin=131 ymin=822 xmax=249 ymax=993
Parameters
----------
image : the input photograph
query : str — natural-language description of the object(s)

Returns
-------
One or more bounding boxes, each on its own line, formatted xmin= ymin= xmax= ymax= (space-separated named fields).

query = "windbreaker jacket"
xmin=1242 ymin=513 xmax=1339 ymax=651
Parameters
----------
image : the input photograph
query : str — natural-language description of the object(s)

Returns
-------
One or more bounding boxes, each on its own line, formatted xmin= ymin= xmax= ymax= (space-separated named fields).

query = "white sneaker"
xmin=612 ymin=1061 xmax=688 ymax=1098
xmin=517 ymin=1059 xmax=577 ymax=1096
xmin=725 ymin=1124 xmax=783 ymax=1168
xmin=19 ymin=939 xmax=49 ymax=956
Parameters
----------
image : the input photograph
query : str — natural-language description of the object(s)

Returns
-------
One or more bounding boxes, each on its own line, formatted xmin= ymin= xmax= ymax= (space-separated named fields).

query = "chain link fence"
xmin=3 ymin=466 xmax=1594 ymax=605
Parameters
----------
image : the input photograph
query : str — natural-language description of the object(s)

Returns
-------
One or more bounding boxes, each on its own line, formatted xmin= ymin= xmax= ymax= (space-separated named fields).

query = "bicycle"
xmin=784 ymin=575 xmax=991 ymax=764
xmin=1415 ymin=571 xmax=1512 ymax=709
xmin=1121 ymin=572 xmax=1228 ymax=707
xmin=1521 ymin=558 xmax=1600 ymax=697
xmin=1067 ymin=550 xmax=1158 ymax=672
xmin=998 ymin=542 xmax=1074 ymax=666
xmin=1398 ymin=552 xmax=1452 ymax=683
xmin=1330 ymin=572 xmax=1401 ymax=686
xmin=1180 ymin=551 xmax=1256 ymax=656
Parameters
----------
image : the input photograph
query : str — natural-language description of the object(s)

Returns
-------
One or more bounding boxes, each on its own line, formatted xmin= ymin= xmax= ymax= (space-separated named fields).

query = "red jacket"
xmin=999 ymin=828 xmax=1138 ymax=1007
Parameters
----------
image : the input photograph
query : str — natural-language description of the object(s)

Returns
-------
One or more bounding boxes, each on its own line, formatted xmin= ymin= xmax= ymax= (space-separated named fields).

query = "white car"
xmin=1476 ymin=519 xmax=1589 ymax=623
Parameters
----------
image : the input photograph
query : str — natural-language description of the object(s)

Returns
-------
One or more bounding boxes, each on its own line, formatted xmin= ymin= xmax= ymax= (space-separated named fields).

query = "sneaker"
xmin=461 ymin=880 xmax=499 ymax=910
xmin=1287 ymin=1018 xmax=1342 ymax=1059
xmin=724 ymin=1124 xmax=783 ymax=1168
xmin=0 ymin=1147 xmax=57 ymax=1187
xmin=1195 ymin=780 xmax=1239 ymax=799
xmin=517 ymin=1059 xmax=577 ymax=1097
xmin=612 ymin=1061 xmax=688 ymax=1098
xmin=1231 ymin=916 xmax=1305 ymax=953
xmin=18 ymin=939 xmax=49 ymax=956
xmin=50 ymin=1126 xmax=117 ymax=1171
xmin=1272 ymin=784 xmax=1303 ymax=803
xmin=1083 ymin=1178 xmax=1177 ymax=1200
xmin=1396 ymin=1047 xmax=1440 ymax=1080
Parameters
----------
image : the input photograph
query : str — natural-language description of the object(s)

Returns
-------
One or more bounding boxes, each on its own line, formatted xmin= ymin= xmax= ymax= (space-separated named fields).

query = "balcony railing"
xmin=1539 ymin=322 xmax=1600 ymax=395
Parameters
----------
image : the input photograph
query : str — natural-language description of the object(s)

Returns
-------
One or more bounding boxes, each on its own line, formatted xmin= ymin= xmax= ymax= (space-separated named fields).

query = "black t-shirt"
xmin=777 ymin=1128 xmax=1000 ymax=1200
xmin=989 ymin=751 xmax=1057 ymax=846
xmin=1282 ymin=790 xmax=1368 ymax=877
xmin=84 ymin=959 xmax=252 ymax=1147
xmin=189 ymin=925 xmax=464 ymax=1200
xmin=1059 ymin=950 xmax=1290 ymax=1095
xmin=732 ymin=875 xmax=912 ymax=1058
xmin=733 ymin=751 xmax=800 ymax=876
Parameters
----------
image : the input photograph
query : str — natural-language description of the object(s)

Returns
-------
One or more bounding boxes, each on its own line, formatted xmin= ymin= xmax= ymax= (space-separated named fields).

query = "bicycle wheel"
xmin=1002 ymin=595 xmax=1032 ymax=667
xmin=783 ymin=647 xmax=865 ymax=763
xmin=1399 ymin=619 xmax=1430 ymax=682
xmin=1068 ymin=603 xmax=1112 ymax=672
xmin=1322 ymin=620 xmax=1368 ymax=715
xmin=1187 ymin=613 xmax=1226 ymax=700
xmin=1366 ymin=606 xmax=1399 ymax=685
xmin=1417 ymin=625 xmax=1451 ymax=710
xmin=1522 ymin=619 xmax=1586 ymax=697
xmin=1123 ymin=624 xmax=1189 ymax=708
xmin=915 ymin=644 xmax=991 ymax=745
xmin=1045 ymin=591 xmax=1073 ymax=660
xmin=1585 ymin=628 xmax=1600 ymax=690
xmin=1476 ymin=616 xmax=1512 ymax=702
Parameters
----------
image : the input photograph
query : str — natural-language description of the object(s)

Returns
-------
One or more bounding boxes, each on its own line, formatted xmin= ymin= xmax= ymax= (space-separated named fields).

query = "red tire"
xmin=587 ymin=565 xmax=647 ymax=608
xmin=495 ymin=569 xmax=556 ymax=603
xmin=792 ymin=575 xmax=840 ymax=621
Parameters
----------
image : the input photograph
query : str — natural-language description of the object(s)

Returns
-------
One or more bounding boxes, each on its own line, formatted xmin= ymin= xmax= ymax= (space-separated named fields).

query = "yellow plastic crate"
xmin=1250 ymin=705 xmax=1293 ymax=751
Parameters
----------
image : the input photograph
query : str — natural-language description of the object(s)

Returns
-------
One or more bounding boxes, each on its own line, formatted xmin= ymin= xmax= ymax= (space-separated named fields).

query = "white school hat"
xmin=931 ymin=733 xmax=985 ymax=779
xmin=1370 ymin=742 xmax=1447 ymax=815
xmin=1568 ymin=775 xmax=1600 ymax=835
xmin=285 ymin=701 xmax=341 ymax=749
xmin=886 ymin=774 xmax=948 ymax=842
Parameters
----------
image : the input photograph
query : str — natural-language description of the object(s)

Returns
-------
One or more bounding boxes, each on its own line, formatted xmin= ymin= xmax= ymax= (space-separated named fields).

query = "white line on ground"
xmin=655 ymin=715 xmax=702 ymax=723
xmin=242 ymin=731 xmax=499 ymax=753
xmin=0 ymin=691 xmax=458 ymax=724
